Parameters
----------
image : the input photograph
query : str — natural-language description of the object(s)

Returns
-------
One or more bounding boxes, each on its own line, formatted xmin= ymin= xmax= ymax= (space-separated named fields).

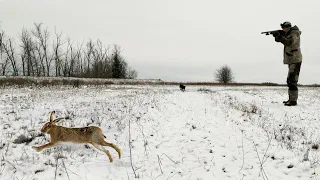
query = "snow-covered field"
xmin=0 ymin=85 xmax=320 ymax=180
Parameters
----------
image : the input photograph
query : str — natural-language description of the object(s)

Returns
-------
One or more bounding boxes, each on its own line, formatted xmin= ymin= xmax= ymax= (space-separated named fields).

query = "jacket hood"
xmin=290 ymin=25 xmax=301 ymax=35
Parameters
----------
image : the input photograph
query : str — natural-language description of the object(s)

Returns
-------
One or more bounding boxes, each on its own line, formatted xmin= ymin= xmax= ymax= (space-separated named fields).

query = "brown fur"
xmin=32 ymin=111 xmax=122 ymax=162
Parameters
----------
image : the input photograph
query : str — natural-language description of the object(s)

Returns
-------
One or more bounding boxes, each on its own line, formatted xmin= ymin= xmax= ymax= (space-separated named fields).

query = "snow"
xmin=0 ymin=85 xmax=320 ymax=180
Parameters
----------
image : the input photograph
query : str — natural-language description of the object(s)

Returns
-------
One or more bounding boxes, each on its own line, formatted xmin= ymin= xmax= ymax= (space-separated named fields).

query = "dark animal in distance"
xmin=179 ymin=84 xmax=186 ymax=92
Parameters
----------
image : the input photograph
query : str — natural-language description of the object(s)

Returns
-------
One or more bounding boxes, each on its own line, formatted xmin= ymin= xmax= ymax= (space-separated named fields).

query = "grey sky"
xmin=1 ymin=0 xmax=319 ymax=84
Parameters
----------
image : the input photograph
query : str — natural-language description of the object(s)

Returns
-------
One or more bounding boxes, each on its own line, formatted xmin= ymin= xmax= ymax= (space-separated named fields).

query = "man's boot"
xmin=283 ymin=99 xmax=289 ymax=103
xmin=285 ymin=90 xmax=298 ymax=106
xmin=283 ymin=90 xmax=291 ymax=103
xmin=283 ymin=100 xmax=289 ymax=103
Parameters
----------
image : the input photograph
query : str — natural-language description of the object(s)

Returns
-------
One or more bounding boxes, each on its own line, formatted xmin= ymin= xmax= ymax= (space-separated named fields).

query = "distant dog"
xmin=179 ymin=84 xmax=186 ymax=92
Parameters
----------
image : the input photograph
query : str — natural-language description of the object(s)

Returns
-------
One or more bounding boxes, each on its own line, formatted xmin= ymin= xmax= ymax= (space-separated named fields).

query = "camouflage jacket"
xmin=276 ymin=25 xmax=303 ymax=64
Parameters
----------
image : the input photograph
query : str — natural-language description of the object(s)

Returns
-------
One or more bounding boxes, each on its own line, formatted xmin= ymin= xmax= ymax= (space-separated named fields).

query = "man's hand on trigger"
xmin=272 ymin=31 xmax=280 ymax=37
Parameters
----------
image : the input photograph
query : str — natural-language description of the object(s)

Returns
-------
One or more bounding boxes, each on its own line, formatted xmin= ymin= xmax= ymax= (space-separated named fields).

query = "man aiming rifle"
xmin=262 ymin=21 xmax=303 ymax=106
xmin=261 ymin=30 xmax=284 ymax=36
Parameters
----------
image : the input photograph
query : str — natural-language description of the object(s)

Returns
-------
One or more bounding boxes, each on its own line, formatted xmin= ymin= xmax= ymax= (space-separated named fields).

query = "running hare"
xmin=32 ymin=111 xmax=122 ymax=162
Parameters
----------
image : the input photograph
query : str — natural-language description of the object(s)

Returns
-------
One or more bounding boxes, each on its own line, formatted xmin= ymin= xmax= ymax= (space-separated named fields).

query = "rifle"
xmin=261 ymin=30 xmax=284 ymax=36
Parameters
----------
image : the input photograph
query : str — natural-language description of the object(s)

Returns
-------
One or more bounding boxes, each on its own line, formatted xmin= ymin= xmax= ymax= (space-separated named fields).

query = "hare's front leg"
xmin=33 ymin=142 xmax=56 ymax=152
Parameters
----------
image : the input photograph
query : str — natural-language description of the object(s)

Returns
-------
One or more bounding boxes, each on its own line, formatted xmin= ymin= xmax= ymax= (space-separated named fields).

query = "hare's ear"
xmin=50 ymin=111 xmax=55 ymax=122
xmin=53 ymin=118 xmax=64 ymax=124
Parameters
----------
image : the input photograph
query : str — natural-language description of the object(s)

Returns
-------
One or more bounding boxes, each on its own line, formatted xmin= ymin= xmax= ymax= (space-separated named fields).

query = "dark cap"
xmin=281 ymin=21 xmax=292 ymax=28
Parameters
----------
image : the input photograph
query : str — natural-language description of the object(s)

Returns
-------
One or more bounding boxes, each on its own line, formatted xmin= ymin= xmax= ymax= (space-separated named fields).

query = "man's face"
xmin=282 ymin=27 xmax=290 ymax=33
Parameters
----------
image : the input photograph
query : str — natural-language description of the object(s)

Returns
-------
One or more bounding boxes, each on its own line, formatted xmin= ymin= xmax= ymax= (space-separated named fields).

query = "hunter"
xmin=273 ymin=21 xmax=302 ymax=106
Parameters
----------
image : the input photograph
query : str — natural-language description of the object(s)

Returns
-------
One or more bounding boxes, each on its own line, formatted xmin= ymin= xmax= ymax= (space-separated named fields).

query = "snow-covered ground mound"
xmin=0 ymin=85 xmax=319 ymax=180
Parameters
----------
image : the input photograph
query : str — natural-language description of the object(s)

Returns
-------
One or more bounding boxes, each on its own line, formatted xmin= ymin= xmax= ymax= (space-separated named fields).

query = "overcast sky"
xmin=0 ymin=0 xmax=319 ymax=84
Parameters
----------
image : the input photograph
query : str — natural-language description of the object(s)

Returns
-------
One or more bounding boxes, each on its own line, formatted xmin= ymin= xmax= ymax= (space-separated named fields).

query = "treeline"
xmin=0 ymin=23 xmax=137 ymax=79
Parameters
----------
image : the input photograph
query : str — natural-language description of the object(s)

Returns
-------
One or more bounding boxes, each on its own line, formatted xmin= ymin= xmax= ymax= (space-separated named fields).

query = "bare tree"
xmin=32 ymin=39 xmax=45 ymax=75
xmin=69 ymin=41 xmax=83 ymax=77
xmin=0 ymin=29 xmax=9 ymax=75
xmin=30 ymin=43 xmax=41 ymax=76
xmin=3 ymin=38 xmax=18 ymax=75
xmin=0 ymin=23 xmax=138 ymax=79
xmin=73 ymin=43 xmax=83 ymax=77
xmin=0 ymin=29 xmax=2 ymax=47
xmin=52 ymin=28 xmax=65 ymax=77
xmin=84 ymin=40 xmax=94 ymax=77
xmin=127 ymin=66 xmax=138 ymax=79
xmin=214 ymin=65 xmax=234 ymax=83
xmin=62 ymin=38 xmax=72 ymax=77
xmin=104 ymin=50 xmax=113 ymax=78
xmin=20 ymin=28 xmax=36 ymax=76
xmin=91 ymin=40 xmax=110 ymax=78
xmin=32 ymin=23 xmax=53 ymax=76
xmin=67 ymin=39 xmax=75 ymax=77
xmin=61 ymin=38 xmax=81 ymax=77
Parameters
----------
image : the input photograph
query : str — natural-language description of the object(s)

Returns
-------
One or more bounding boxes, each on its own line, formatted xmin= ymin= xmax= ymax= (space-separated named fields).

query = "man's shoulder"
xmin=290 ymin=26 xmax=301 ymax=36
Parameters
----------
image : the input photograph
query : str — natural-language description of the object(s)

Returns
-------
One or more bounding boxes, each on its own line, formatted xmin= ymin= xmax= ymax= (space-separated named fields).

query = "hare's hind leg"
xmin=99 ymin=140 xmax=122 ymax=159
xmin=100 ymin=146 xmax=114 ymax=162
xmin=91 ymin=143 xmax=113 ymax=162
